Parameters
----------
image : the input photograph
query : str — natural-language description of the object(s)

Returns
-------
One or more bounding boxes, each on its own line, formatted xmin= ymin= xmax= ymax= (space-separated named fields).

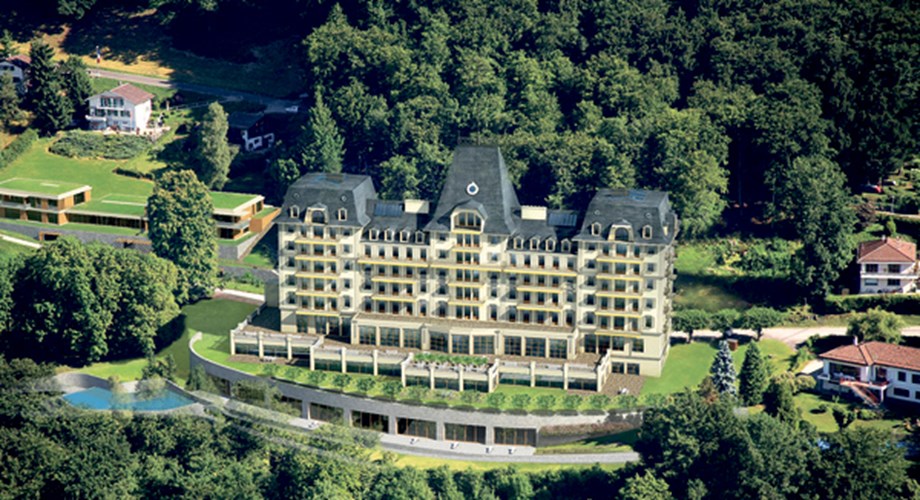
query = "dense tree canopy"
xmin=192 ymin=102 xmax=233 ymax=190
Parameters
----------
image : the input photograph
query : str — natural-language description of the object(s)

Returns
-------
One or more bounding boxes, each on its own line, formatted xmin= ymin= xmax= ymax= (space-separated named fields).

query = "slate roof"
xmin=228 ymin=112 xmax=263 ymax=131
xmin=857 ymin=238 xmax=916 ymax=263
xmin=277 ymin=173 xmax=375 ymax=227
xmin=425 ymin=145 xmax=520 ymax=235
xmin=573 ymin=189 xmax=677 ymax=245
xmin=820 ymin=341 xmax=920 ymax=372
xmin=108 ymin=83 xmax=154 ymax=104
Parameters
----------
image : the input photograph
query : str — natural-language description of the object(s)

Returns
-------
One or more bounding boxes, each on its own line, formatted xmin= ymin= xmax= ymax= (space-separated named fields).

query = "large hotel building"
xmin=276 ymin=145 xmax=677 ymax=376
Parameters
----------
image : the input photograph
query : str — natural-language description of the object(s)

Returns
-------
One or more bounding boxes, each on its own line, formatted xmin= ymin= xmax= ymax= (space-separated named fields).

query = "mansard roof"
xmin=574 ymin=188 xmax=677 ymax=245
xmin=277 ymin=172 xmax=375 ymax=227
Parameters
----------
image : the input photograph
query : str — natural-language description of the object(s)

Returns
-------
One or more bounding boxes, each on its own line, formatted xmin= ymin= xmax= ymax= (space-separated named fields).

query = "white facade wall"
xmin=87 ymin=93 xmax=152 ymax=132
xmin=858 ymin=260 xmax=918 ymax=294
xmin=884 ymin=366 xmax=920 ymax=403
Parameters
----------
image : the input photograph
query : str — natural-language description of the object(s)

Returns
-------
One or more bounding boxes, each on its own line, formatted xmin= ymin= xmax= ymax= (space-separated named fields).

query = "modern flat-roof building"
xmin=276 ymin=145 xmax=678 ymax=376
xmin=0 ymin=177 xmax=277 ymax=240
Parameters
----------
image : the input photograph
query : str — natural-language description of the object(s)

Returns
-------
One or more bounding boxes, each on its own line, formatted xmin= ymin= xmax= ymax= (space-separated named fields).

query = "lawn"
xmin=241 ymin=225 xmax=277 ymax=268
xmin=27 ymin=8 xmax=303 ymax=98
xmin=535 ymin=429 xmax=637 ymax=455
xmin=641 ymin=339 xmax=794 ymax=396
xmin=794 ymin=391 xmax=905 ymax=434
xmin=0 ymin=238 xmax=34 ymax=262
xmin=381 ymin=451 xmax=625 ymax=472
xmin=75 ymin=298 xmax=258 ymax=384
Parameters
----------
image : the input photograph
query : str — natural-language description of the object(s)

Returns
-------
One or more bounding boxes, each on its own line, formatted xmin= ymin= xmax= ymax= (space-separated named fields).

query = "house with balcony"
xmin=818 ymin=341 xmax=920 ymax=406
xmin=0 ymin=54 xmax=30 ymax=94
xmin=86 ymin=83 xmax=154 ymax=132
xmin=276 ymin=143 xmax=679 ymax=376
xmin=228 ymin=112 xmax=275 ymax=152
xmin=856 ymin=237 xmax=918 ymax=294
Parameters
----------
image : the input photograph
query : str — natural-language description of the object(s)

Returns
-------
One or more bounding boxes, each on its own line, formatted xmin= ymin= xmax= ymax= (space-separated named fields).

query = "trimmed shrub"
xmin=50 ymin=131 xmax=150 ymax=160
xmin=815 ymin=403 xmax=828 ymax=414
xmin=0 ymin=129 xmax=37 ymax=169
xmin=794 ymin=374 xmax=817 ymax=393
xmin=822 ymin=293 xmax=920 ymax=315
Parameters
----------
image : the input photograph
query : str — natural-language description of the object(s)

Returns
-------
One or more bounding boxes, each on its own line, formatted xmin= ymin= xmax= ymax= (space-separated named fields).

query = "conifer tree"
xmin=29 ymin=39 xmax=72 ymax=135
xmin=763 ymin=378 xmax=798 ymax=424
xmin=0 ymin=72 xmax=21 ymax=129
xmin=739 ymin=342 xmax=770 ymax=405
xmin=296 ymin=91 xmax=344 ymax=173
xmin=59 ymin=56 xmax=92 ymax=122
xmin=710 ymin=340 xmax=737 ymax=397
xmin=192 ymin=102 xmax=232 ymax=189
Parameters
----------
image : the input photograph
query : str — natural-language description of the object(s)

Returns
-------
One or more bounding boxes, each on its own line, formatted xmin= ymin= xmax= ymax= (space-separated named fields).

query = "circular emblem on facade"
xmin=466 ymin=182 xmax=479 ymax=196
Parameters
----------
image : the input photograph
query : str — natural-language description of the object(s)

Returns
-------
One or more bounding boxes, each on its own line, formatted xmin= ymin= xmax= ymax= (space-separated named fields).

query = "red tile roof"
xmin=4 ymin=54 xmax=31 ymax=67
xmin=109 ymin=83 xmax=154 ymax=105
xmin=857 ymin=237 xmax=916 ymax=263
xmin=820 ymin=341 xmax=920 ymax=372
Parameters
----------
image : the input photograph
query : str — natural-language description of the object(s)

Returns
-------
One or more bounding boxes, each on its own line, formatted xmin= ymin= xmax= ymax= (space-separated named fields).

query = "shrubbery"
xmin=822 ymin=293 xmax=920 ymax=314
xmin=0 ymin=129 xmax=37 ymax=169
xmin=414 ymin=352 xmax=489 ymax=366
xmin=50 ymin=131 xmax=150 ymax=160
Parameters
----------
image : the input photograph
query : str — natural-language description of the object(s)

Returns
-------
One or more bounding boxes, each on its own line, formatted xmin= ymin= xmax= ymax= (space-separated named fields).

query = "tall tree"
xmin=377 ymin=155 xmax=418 ymax=200
xmin=0 ymin=30 xmax=15 ymax=59
xmin=642 ymin=107 xmax=729 ymax=236
xmin=192 ymin=102 xmax=232 ymax=189
xmin=737 ymin=307 xmax=784 ymax=340
xmin=709 ymin=340 xmax=737 ymax=397
xmin=28 ymin=39 xmax=72 ymax=135
xmin=59 ymin=56 xmax=92 ymax=122
xmin=147 ymin=170 xmax=218 ymax=303
xmin=762 ymin=378 xmax=797 ymax=424
xmin=6 ymin=237 xmax=113 ymax=365
xmin=620 ymin=471 xmax=673 ymax=500
xmin=296 ymin=91 xmax=344 ymax=173
xmin=0 ymin=72 xmax=21 ymax=130
xmin=846 ymin=307 xmax=904 ymax=344
xmin=815 ymin=428 xmax=915 ymax=500
xmin=778 ymin=156 xmax=855 ymax=299
xmin=738 ymin=342 xmax=770 ymax=406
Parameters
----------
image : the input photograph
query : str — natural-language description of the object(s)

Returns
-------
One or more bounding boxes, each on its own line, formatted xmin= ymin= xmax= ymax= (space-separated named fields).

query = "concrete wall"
xmin=190 ymin=332 xmax=638 ymax=445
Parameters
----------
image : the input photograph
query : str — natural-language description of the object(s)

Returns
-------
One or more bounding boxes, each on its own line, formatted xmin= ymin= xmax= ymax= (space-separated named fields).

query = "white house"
xmin=0 ymin=54 xmax=30 ymax=94
xmin=818 ymin=341 xmax=920 ymax=406
xmin=228 ymin=112 xmax=274 ymax=152
xmin=856 ymin=237 xmax=918 ymax=294
xmin=86 ymin=83 xmax=154 ymax=132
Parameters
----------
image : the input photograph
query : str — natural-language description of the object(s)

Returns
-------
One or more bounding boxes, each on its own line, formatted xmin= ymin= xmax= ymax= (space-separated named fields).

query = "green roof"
xmin=211 ymin=191 xmax=261 ymax=212
xmin=69 ymin=194 xmax=148 ymax=218
xmin=0 ymin=178 xmax=90 ymax=198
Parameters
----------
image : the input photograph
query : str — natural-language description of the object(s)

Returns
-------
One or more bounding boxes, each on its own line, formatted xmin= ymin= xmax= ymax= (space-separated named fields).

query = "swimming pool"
xmin=63 ymin=387 xmax=195 ymax=412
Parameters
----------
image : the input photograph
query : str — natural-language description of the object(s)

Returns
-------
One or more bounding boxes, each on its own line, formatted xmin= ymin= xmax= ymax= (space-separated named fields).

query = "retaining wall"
xmin=190 ymin=332 xmax=643 ymax=446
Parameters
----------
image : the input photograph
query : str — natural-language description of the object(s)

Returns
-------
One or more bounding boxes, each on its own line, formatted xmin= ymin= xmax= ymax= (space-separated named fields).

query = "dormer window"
xmin=310 ymin=209 xmax=326 ymax=224
xmin=289 ymin=206 xmax=300 ymax=218
xmin=415 ymin=231 xmax=425 ymax=244
xmin=400 ymin=230 xmax=410 ymax=242
xmin=642 ymin=225 xmax=652 ymax=239
xmin=545 ymin=238 xmax=556 ymax=252
xmin=513 ymin=237 xmax=523 ymax=250
xmin=369 ymin=229 xmax=379 ymax=240
xmin=613 ymin=226 xmax=630 ymax=241
xmin=590 ymin=222 xmax=601 ymax=236
xmin=337 ymin=208 xmax=347 ymax=221
xmin=453 ymin=211 xmax=483 ymax=231
xmin=561 ymin=239 xmax=571 ymax=253
xmin=530 ymin=238 xmax=539 ymax=250
xmin=385 ymin=229 xmax=395 ymax=242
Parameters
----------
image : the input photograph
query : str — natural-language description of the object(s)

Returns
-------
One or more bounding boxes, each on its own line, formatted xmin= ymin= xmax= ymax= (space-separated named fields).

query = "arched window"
xmin=310 ymin=209 xmax=326 ymax=224
xmin=614 ymin=227 xmax=630 ymax=241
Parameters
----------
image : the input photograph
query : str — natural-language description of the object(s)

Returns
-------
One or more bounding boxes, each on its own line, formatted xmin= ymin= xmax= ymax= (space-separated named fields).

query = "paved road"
xmin=88 ymin=68 xmax=300 ymax=113
xmin=675 ymin=327 xmax=920 ymax=349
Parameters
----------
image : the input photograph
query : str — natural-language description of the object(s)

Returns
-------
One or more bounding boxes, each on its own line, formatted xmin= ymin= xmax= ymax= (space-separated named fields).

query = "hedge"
xmin=0 ymin=129 xmax=38 ymax=169
xmin=821 ymin=293 xmax=920 ymax=314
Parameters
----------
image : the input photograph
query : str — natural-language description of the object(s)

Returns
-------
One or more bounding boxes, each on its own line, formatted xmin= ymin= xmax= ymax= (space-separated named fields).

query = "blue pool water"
xmin=63 ymin=387 xmax=194 ymax=411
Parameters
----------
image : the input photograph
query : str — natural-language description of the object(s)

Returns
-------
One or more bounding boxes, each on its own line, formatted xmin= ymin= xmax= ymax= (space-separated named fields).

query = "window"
xmin=359 ymin=326 xmax=376 ymax=345
xmin=898 ymin=371 xmax=907 ymax=382
xmin=627 ymin=363 xmax=640 ymax=375
xmin=451 ymin=335 xmax=469 ymax=354
xmin=453 ymin=211 xmax=482 ymax=230
xmin=504 ymin=336 xmax=522 ymax=356
xmin=290 ymin=206 xmax=300 ymax=218
xmin=430 ymin=332 xmax=448 ymax=352
xmin=561 ymin=240 xmax=571 ymax=252
xmin=864 ymin=278 xmax=879 ymax=286
xmin=633 ymin=339 xmax=645 ymax=353
xmin=644 ymin=316 xmax=653 ymax=329
xmin=311 ymin=210 xmax=326 ymax=224
xmin=337 ymin=208 xmax=347 ymax=221
xmin=911 ymin=373 xmax=920 ymax=384
xmin=647 ymin=262 xmax=656 ymax=273
xmin=590 ymin=222 xmax=601 ymax=236
xmin=549 ymin=339 xmax=567 ymax=359
xmin=892 ymin=387 xmax=909 ymax=398
xmin=614 ymin=227 xmax=630 ymax=241
xmin=888 ymin=279 xmax=901 ymax=287
xmin=887 ymin=264 xmax=901 ymax=273
xmin=525 ymin=337 xmax=546 ymax=357
xmin=642 ymin=225 xmax=652 ymax=239
xmin=403 ymin=329 xmax=422 ymax=349
xmin=473 ymin=336 xmax=495 ymax=355
xmin=530 ymin=238 xmax=539 ymax=250
xmin=380 ymin=327 xmax=399 ymax=347
xmin=865 ymin=264 xmax=878 ymax=273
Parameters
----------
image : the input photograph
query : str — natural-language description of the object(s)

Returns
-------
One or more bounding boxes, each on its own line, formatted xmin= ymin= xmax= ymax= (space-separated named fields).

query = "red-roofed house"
xmin=86 ymin=83 xmax=154 ymax=132
xmin=818 ymin=341 xmax=920 ymax=405
xmin=856 ymin=236 xmax=918 ymax=294
xmin=0 ymin=54 xmax=31 ymax=94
